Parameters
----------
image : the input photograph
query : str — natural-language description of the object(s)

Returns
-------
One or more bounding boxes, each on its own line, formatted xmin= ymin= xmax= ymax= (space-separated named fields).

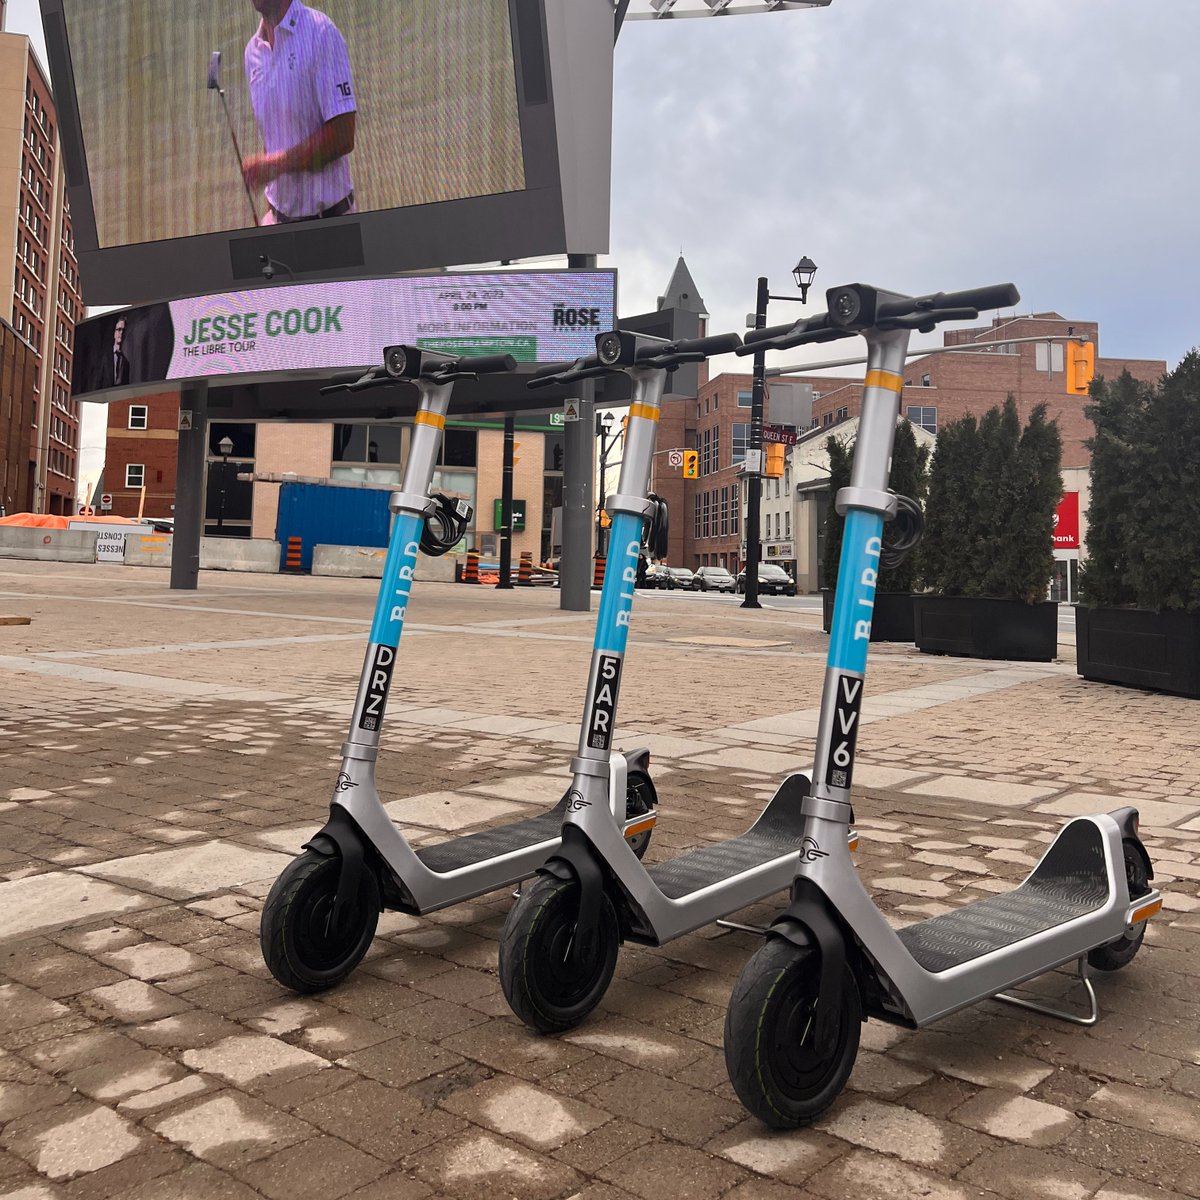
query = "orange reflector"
xmin=848 ymin=837 xmax=860 ymax=852
xmin=1130 ymin=899 xmax=1161 ymax=924
xmin=623 ymin=817 xmax=656 ymax=839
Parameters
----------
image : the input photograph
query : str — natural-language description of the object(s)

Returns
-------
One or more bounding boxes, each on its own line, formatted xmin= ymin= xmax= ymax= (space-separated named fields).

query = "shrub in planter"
xmin=915 ymin=396 xmax=1061 ymax=661
xmin=1077 ymin=353 xmax=1200 ymax=696
xmin=821 ymin=419 xmax=929 ymax=641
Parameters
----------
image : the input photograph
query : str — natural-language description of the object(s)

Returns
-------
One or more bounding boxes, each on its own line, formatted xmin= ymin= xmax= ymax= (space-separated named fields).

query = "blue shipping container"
xmin=275 ymin=483 xmax=393 ymax=572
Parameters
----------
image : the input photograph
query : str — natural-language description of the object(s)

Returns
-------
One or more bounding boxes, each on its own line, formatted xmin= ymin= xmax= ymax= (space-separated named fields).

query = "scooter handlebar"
xmin=527 ymin=355 xmax=607 ymax=389
xmin=641 ymin=331 xmax=743 ymax=367
xmin=452 ymin=353 xmax=517 ymax=376
xmin=878 ymin=282 xmax=1020 ymax=320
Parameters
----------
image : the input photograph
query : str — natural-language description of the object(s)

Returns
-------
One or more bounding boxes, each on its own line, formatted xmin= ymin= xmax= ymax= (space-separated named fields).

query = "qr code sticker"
xmin=362 ymin=717 xmax=378 ymax=731
xmin=590 ymin=734 xmax=606 ymax=749
xmin=831 ymin=769 xmax=848 ymax=788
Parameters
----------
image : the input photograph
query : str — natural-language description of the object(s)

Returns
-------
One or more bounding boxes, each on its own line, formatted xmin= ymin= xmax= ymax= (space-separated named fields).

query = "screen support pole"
xmin=170 ymin=380 xmax=208 ymax=591
xmin=562 ymin=252 xmax=597 ymax=612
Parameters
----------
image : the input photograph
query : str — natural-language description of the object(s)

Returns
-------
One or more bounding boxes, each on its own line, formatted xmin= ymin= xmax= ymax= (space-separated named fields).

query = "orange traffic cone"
xmin=463 ymin=550 xmax=481 ymax=584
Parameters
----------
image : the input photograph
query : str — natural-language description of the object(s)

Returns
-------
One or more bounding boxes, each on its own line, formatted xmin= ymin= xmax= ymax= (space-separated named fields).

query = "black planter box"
xmin=821 ymin=590 xmax=915 ymax=643
xmin=1076 ymin=605 xmax=1200 ymax=698
xmin=913 ymin=595 xmax=1058 ymax=661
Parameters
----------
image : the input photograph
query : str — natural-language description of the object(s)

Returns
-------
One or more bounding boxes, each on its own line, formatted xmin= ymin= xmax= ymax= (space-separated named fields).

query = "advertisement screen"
xmin=72 ymin=270 xmax=617 ymax=397
xmin=61 ymin=0 xmax=526 ymax=247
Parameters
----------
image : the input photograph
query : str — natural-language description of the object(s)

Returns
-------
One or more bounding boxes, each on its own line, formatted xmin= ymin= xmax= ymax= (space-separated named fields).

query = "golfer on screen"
xmin=242 ymin=0 xmax=357 ymax=223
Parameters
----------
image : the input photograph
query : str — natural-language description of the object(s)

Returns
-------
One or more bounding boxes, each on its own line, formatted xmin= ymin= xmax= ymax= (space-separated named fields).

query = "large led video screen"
xmin=61 ymin=0 xmax=525 ymax=246
xmin=40 ymin=0 xmax=615 ymax=305
xmin=71 ymin=268 xmax=617 ymax=399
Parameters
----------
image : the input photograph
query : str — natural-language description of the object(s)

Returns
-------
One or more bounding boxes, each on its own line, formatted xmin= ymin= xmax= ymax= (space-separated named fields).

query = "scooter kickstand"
xmin=994 ymin=956 xmax=1099 ymax=1027
xmin=716 ymin=918 xmax=771 ymax=936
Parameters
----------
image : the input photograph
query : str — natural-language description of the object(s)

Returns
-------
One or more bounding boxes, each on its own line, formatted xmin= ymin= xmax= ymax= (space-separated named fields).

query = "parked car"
xmin=736 ymin=564 xmax=797 ymax=596
xmin=665 ymin=566 xmax=695 ymax=590
xmin=692 ymin=566 xmax=736 ymax=594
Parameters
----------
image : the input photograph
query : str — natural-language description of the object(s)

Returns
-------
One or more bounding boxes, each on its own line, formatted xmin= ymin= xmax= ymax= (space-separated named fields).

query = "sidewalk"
xmin=0 ymin=561 xmax=1197 ymax=1200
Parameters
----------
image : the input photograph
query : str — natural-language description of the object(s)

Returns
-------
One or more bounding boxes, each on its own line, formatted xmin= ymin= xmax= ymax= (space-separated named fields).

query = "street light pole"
xmin=595 ymin=411 xmax=616 ymax=558
xmin=741 ymin=258 xmax=816 ymax=610
xmin=741 ymin=276 xmax=770 ymax=609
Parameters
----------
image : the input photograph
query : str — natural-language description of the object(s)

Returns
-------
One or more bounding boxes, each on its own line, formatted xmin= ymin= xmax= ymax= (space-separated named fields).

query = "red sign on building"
xmin=1053 ymin=492 xmax=1080 ymax=549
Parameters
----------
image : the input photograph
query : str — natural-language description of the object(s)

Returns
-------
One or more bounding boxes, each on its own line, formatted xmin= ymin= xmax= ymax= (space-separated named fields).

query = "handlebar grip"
xmin=527 ymin=355 xmax=605 ymax=389
xmin=741 ymin=320 xmax=803 ymax=349
xmin=933 ymin=282 xmax=1020 ymax=312
xmin=457 ymin=353 xmax=516 ymax=375
xmin=672 ymin=332 xmax=743 ymax=358
xmin=530 ymin=359 xmax=575 ymax=382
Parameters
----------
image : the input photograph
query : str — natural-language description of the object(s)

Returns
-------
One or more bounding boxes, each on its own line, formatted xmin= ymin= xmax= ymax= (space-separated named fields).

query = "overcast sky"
xmin=5 ymin=0 xmax=1197 ymax=496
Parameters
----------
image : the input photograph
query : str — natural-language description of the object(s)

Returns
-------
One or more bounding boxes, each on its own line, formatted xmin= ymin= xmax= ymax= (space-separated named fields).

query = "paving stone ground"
xmin=0 ymin=561 xmax=1198 ymax=1200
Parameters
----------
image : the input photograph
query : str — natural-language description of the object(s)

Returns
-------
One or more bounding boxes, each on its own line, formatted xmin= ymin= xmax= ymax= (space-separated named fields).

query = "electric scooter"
xmin=260 ymin=346 xmax=659 ymax=993
xmin=721 ymin=281 xmax=1162 ymax=1127
xmin=498 ymin=329 xmax=860 ymax=1033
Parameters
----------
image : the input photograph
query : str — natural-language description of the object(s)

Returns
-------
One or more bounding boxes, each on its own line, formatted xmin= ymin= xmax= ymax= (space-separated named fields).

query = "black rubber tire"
xmin=1088 ymin=841 xmax=1151 ymax=972
xmin=499 ymin=874 xmax=619 ymax=1033
xmin=260 ymin=850 xmax=381 ymax=993
xmin=724 ymin=938 xmax=861 ymax=1129
xmin=624 ymin=770 xmax=657 ymax=860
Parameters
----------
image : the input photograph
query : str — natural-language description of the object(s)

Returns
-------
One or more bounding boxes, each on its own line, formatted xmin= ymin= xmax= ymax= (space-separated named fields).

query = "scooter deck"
xmin=645 ymin=779 xmax=810 ymax=900
xmin=415 ymin=798 xmax=568 ymax=874
xmin=896 ymin=820 xmax=1111 ymax=973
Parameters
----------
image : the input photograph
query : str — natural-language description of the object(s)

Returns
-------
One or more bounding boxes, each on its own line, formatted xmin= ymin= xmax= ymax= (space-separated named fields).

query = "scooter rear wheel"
xmin=624 ymin=770 xmax=657 ymax=860
xmin=1088 ymin=841 xmax=1151 ymax=972
xmin=499 ymin=874 xmax=619 ymax=1033
xmin=260 ymin=850 xmax=380 ymax=993
xmin=724 ymin=938 xmax=861 ymax=1128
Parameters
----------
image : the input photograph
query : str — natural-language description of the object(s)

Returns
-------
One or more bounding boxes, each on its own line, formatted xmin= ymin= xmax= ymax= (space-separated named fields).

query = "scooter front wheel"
xmin=260 ymin=850 xmax=381 ymax=993
xmin=724 ymin=938 xmax=861 ymax=1128
xmin=499 ymin=874 xmax=619 ymax=1033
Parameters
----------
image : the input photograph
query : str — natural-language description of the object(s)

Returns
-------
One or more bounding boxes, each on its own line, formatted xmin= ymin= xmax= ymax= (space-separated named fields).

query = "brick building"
xmin=103 ymin=393 xmax=563 ymax=561
xmin=659 ymin=303 xmax=1165 ymax=583
xmin=0 ymin=28 xmax=83 ymax=514
xmin=0 ymin=315 xmax=36 ymax=514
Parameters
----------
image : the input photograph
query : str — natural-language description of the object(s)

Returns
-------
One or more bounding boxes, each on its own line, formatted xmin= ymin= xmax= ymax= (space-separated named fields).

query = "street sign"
xmin=100 ymin=493 xmax=113 ymax=511
xmin=667 ymin=450 xmax=683 ymax=468
xmin=178 ymin=409 xmax=193 ymax=431
xmin=563 ymin=400 xmax=581 ymax=422
xmin=762 ymin=424 xmax=798 ymax=445
xmin=549 ymin=411 xmax=565 ymax=426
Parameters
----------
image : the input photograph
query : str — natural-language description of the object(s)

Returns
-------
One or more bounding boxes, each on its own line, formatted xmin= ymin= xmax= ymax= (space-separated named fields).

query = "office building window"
xmin=732 ymin=422 xmax=750 ymax=464
xmin=125 ymin=464 xmax=145 ymax=488
xmin=737 ymin=390 xmax=753 ymax=408
xmin=694 ymin=494 xmax=701 ymax=540
xmin=128 ymin=405 xmax=148 ymax=430
xmin=906 ymin=405 xmax=937 ymax=435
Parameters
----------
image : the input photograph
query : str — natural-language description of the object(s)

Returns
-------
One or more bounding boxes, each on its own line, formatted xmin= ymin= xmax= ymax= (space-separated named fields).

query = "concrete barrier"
xmin=201 ymin=537 xmax=280 ymax=573
xmin=0 ymin=527 xmax=98 ymax=563
xmin=312 ymin=544 xmax=458 ymax=583
xmin=122 ymin=534 xmax=279 ymax=572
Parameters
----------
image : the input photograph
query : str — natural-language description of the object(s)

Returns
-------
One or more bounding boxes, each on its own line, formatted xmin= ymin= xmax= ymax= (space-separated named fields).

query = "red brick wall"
xmin=104 ymin=391 xmax=178 ymax=518
xmin=0 ymin=322 xmax=37 ymax=513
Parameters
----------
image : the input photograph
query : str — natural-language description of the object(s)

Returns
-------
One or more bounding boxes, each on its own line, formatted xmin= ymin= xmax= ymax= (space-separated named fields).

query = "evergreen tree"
xmin=921 ymin=399 xmax=1060 ymax=602
xmin=821 ymin=421 xmax=929 ymax=591
xmin=1124 ymin=350 xmax=1200 ymax=611
xmin=1080 ymin=370 xmax=1148 ymax=607
xmin=920 ymin=415 xmax=980 ymax=596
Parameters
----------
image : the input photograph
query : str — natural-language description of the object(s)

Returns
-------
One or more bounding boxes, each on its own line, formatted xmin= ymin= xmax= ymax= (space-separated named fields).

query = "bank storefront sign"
xmin=71 ymin=269 xmax=617 ymax=399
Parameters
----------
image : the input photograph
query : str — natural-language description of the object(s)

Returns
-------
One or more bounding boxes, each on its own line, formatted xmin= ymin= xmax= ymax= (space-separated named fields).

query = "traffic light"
xmin=765 ymin=443 xmax=786 ymax=478
xmin=599 ymin=510 xmax=612 ymax=529
xmin=682 ymin=450 xmax=698 ymax=478
xmin=511 ymin=439 xmax=521 ymax=466
xmin=1066 ymin=341 xmax=1095 ymax=396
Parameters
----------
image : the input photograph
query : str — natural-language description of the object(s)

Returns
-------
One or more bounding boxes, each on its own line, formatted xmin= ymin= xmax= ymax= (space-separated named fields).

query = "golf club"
xmin=207 ymin=50 xmax=260 ymax=227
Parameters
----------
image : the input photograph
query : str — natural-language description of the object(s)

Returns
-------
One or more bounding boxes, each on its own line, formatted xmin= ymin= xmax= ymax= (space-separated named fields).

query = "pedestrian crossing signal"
xmin=682 ymin=450 xmax=698 ymax=478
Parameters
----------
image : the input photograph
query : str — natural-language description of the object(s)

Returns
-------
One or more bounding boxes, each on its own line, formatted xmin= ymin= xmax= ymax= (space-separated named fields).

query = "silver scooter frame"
xmin=310 ymin=367 xmax=654 ymax=916
xmin=539 ymin=354 xmax=857 ymax=948
xmin=750 ymin=292 xmax=1161 ymax=1028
